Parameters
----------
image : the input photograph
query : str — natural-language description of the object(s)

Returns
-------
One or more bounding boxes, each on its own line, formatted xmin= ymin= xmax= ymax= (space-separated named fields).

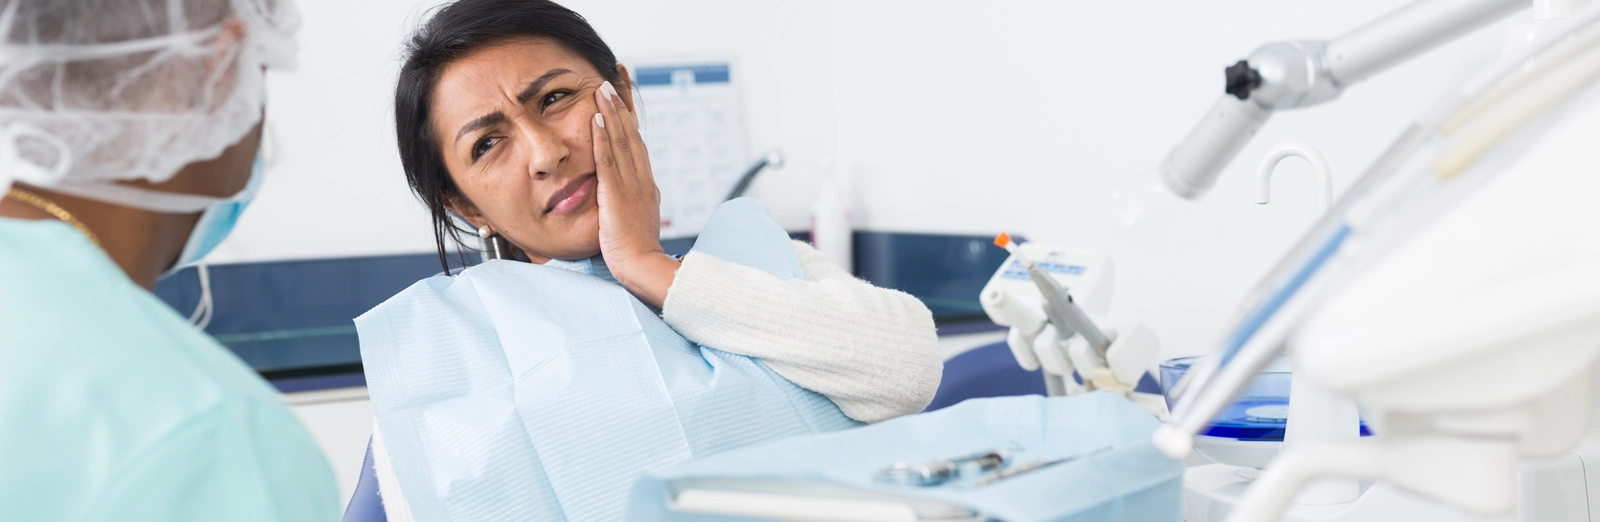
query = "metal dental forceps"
xmin=874 ymin=449 xmax=1012 ymax=487
xmin=971 ymin=446 xmax=1113 ymax=488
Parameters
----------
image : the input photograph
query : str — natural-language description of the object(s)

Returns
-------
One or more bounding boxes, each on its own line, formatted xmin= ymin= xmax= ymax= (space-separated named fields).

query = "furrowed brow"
xmin=454 ymin=112 xmax=507 ymax=146
xmin=516 ymin=68 xmax=575 ymax=104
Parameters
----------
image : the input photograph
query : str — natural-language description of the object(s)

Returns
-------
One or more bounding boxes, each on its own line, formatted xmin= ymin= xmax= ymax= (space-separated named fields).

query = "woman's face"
xmin=430 ymin=36 xmax=628 ymax=262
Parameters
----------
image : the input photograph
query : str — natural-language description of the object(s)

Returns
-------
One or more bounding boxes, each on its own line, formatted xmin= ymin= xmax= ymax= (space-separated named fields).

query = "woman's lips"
xmin=546 ymin=174 xmax=596 ymax=216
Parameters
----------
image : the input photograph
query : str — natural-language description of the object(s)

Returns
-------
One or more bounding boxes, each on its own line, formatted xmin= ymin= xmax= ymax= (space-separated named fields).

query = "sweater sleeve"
xmin=661 ymin=240 xmax=942 ymax=423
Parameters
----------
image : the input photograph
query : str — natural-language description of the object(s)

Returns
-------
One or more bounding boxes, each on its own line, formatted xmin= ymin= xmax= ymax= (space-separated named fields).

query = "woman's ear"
xmin=444 ymin=194 xmax=489 ymax=232
xmin=613 ymin=64 xmax=636 ymax=112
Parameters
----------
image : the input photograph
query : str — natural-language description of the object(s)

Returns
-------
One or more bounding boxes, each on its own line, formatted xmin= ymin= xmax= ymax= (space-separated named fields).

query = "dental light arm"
xmin=1160 ymin=0 xmax=1525 ymax=199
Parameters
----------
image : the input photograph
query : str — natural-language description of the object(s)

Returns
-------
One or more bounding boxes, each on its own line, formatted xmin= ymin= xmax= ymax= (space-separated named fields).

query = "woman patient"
xmin=359 ymin=0 xmax=942 ymax=519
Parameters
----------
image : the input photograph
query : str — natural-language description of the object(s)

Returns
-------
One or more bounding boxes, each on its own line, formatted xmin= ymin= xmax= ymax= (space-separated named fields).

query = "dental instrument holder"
xmin=979 ymin=243 xmax=1163 ymax=407
xmin=1025 ymin=263 xmax=1132 ymax=394
xmin=1027 ymin=266 xmax=1110 ymax=359
xmin=981 ymin=244 xmax=1111 ymax=395
xmin=1160 ymin=0 xmax=1525 ymax=200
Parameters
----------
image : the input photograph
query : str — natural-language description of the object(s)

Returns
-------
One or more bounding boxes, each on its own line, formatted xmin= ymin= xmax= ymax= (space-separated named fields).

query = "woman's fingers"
xmin=605 ymin=84 xmax=653 ymax=186
xmin=591 ymin=80 xmax=666 ymax=294
xmin=596 ymin=82 xmax=637 ymax=177
xmin=591 ymin=110 xmax=622 ymax=188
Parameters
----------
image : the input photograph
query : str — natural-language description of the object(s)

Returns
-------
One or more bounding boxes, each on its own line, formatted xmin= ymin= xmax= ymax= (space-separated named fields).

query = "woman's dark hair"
xmin=395 ymin=0 xmax=624 ymax=271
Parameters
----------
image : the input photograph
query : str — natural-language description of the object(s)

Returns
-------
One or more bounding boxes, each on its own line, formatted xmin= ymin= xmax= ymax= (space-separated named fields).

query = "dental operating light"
xmin=1159 ymin=0 xmax=1525 ymax=200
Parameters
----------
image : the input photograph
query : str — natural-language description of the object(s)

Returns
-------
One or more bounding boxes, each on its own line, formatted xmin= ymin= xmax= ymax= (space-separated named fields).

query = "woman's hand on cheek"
xmin=592 ymin=80 xmax=678 ymax=308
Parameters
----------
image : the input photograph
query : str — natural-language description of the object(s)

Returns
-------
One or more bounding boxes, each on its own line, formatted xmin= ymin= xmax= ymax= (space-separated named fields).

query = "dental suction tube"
xmin=1159 ymin=0 xmax=1524 ymax=200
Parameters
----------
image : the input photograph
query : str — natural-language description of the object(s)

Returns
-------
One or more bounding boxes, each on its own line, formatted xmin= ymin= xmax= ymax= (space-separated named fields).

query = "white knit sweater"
xmin=662 ymin=240 xmax=943 ymax=423
xmin=371 ymin=241 xmax=942 ymax=521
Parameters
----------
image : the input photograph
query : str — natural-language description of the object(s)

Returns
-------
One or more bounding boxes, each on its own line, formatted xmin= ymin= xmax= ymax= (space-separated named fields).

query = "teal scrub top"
xmin=0 ymin=218 xmax=339 ymax=521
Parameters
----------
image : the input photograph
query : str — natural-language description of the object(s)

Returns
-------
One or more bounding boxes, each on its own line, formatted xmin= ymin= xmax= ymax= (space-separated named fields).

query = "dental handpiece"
xmin=994 ymin=234 xmax=1112 ymax=358
xmin=1033 ymin=271 xmax=1112 ymax=358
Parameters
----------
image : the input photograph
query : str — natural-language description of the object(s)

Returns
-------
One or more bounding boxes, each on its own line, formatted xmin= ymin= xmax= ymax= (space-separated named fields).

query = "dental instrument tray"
xmin=626 ymin=393 xmax=1184 ymax=522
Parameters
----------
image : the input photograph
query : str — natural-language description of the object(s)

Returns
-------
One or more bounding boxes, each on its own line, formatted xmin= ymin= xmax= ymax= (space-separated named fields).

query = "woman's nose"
xmin=521 ymin=121 xmax=567 ymax=179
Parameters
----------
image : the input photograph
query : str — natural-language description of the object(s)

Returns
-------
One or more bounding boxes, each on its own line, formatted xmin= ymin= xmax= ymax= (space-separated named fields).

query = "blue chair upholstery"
xmin=925 ymin=340 xmax=1163 ymax=412
xmin=342 ymin=438 xmax=386 ymax=522
xmin=925 ymin=341 xmax=1048 ymax=412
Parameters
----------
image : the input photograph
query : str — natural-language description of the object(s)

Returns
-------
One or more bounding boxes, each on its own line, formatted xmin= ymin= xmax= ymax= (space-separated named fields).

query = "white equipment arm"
xmin=1160 ymin=0 xmax=1525 ymax=199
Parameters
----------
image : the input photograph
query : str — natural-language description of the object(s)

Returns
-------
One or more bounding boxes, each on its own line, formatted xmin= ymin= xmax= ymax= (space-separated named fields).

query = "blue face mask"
xmin=41 ymin=150 xmax=268 ymax=278
xmin=36 ymin=150 xmax=266 ymax=329
xmin=39 ymin=151 xmax=267 ymax=277
xmin=166 ymin=153 xmax=265 ymax=275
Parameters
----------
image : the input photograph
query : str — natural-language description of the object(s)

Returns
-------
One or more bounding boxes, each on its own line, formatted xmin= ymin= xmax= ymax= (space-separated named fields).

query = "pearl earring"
xmin=478 ymin=225 xmax=508 ymax=261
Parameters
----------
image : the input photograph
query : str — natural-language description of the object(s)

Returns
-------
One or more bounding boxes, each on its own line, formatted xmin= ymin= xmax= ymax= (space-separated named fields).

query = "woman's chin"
xmin=513 ymin=210 xmax=601 ymax=262
xmin=563 ymin=244 xmax=603 ymax=261
xmin=520 ymin=235 xmax=602 ymax=263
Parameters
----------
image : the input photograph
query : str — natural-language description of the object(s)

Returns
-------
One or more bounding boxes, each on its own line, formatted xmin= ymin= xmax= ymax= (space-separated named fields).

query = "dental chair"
xmin=925 ymin=340 xmax=1046 ymax=411
xmin=341 ymin=341 xmax=1046 ymax=521
xmin=928 ymin=339 xmax=1163 ymax=412
xmin=343 ymin=439 xmax=386 ymax=522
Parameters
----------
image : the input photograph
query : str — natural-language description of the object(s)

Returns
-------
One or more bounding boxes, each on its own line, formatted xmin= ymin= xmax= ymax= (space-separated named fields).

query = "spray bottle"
xmin=811 ymin=161 xmax=853 ymax=273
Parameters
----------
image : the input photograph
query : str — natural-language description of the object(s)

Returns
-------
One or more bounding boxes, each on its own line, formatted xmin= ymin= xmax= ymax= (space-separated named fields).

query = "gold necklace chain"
xmin=5 ymin=187 xmax=103 ymax=247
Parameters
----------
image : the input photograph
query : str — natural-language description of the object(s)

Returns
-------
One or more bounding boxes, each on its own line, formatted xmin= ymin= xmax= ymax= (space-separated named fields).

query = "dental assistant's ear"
xmin=210 ymin=18 xmax=248 ymax=66
xmin=613 ymin=64 xmax=636 ymax=112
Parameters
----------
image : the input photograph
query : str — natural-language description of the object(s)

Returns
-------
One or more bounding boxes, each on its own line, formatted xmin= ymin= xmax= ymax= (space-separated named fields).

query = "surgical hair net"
xmin=0 ymin=0 xmax=299 ymax=194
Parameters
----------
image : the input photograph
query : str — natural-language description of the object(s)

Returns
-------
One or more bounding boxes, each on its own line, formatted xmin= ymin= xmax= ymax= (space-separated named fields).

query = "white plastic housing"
xmin=1295 ymin=79 xmax=1600 ymax=414
xmin=979 ymin=244 xmax=1113 ymax=325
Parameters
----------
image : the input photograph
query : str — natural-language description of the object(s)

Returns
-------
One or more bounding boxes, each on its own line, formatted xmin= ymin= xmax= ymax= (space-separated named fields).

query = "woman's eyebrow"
xmin=454 ymin=112 xmax=507 ymax=146
xmin=451 ymin=69 xmax=577 ymax=146
xmin=515 ymin=68 xmax=575 ymax=104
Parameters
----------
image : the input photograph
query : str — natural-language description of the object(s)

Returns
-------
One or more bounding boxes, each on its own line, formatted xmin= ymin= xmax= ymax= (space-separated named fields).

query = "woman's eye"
xmin=471 ymin=136 xmax=500 ymax=162
xmin=541 ymin=90 xmax=570 ymax=109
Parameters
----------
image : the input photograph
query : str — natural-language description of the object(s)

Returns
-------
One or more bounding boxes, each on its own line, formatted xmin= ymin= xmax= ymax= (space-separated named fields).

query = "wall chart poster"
xmin=632 ymin=62 xmax=749 ymax=239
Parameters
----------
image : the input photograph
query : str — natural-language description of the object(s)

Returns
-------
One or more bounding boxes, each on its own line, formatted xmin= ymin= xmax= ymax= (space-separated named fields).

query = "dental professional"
xmin=0 ymin=1 xmax=337 ymax=520
xmin=359 ymin=0 xmax=943 ymax=518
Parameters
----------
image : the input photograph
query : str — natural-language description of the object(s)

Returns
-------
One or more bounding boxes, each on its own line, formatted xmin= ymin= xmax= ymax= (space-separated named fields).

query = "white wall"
xmin=214 ymin=0 xmax=839 ymax=263
xmin=287 ymin=390 xmax=374 ymax=501
xmin=218 ymin=0 xmax=1520 ymax=360
xmin=214 ymin=0 xmax=449 ymax=263
xmin=825 ymin=1 xmax=1511 ymax=359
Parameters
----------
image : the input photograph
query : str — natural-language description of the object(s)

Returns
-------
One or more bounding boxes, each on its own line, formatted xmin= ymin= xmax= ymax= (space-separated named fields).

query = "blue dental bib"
xmin=357 ymin=199 xmax=860 ymax=521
